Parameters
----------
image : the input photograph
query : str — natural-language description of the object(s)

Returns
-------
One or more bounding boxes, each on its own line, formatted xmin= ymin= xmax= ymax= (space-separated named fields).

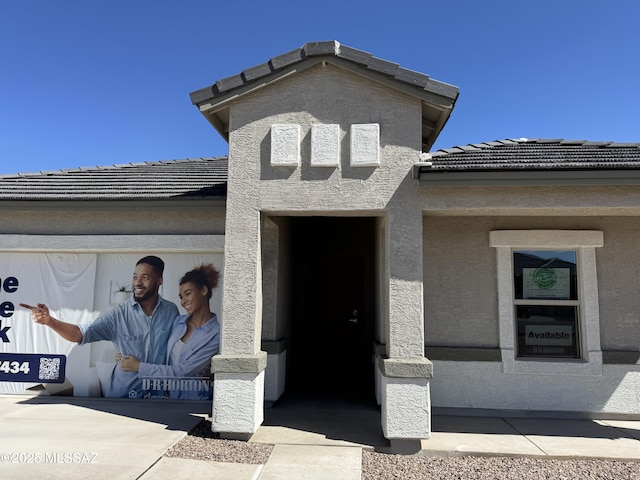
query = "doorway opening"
xmin=284 ymin=216 xmax=377 ymax=407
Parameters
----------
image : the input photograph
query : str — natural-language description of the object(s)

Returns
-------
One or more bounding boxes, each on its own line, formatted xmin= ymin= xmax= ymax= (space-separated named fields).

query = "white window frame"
xmin=490 ymin=230 xmax=603 ymax=376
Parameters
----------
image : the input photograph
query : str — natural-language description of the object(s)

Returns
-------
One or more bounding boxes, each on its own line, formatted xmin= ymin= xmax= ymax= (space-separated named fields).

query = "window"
xmin=490 ymin=230 xmax=603 ymax=376
xmin=513 ymin=250 xmax=579 ymax=359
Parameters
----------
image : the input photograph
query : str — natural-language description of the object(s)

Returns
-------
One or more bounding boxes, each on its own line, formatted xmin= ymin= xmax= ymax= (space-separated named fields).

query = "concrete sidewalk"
xmin=423 ymin=412 xmax=640 ymax=460
xmin=1 ymin=394 xmax=640 ymax=480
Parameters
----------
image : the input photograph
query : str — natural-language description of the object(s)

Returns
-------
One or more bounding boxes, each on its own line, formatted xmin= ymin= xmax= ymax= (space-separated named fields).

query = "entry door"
xmin=306 ymin=253 xmax=367 ymax=382
xmin=289 ymin=217 xmax=374 ymax=393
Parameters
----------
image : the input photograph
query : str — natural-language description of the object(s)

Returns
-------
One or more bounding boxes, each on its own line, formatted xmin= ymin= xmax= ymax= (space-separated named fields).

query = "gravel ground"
xmin=167 ymin=419 xmax=640 ymax=479
xmin=362 ymin=452 xmax=640 ymax=480
xmin=165 ymin=418 xmax=273 ymax=464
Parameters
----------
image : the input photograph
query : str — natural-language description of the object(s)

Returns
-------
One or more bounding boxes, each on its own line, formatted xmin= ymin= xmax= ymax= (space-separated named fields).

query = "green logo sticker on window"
xmin=533 ymin=267 xmax=557 ymax=289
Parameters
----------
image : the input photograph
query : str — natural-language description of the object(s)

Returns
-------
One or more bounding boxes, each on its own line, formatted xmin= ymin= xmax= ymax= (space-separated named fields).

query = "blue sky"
xmin=1 ymin=1 xmax=639 ymax=175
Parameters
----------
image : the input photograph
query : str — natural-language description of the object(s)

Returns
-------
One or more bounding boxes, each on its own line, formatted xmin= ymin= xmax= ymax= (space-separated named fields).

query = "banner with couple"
xmin=0 ymin=252 xmax=223 ymax=400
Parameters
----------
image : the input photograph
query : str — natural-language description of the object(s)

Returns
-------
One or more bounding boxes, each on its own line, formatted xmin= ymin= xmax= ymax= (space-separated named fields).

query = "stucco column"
xmin=261 ymin=216 xmax=288 ymax=404
xmin=379 ymin=206 xmax=432 ymax=452
xmin=211 ymin=199 xmax=266 ymax=439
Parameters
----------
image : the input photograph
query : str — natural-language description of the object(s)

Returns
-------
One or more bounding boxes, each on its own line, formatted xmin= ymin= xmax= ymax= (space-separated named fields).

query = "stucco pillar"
xmin=379 ymin=207 xmax=431 ymax=451
xmin=211 ymin=352 xmax=267 ymax=439
xmin=380 ymin=357 xmax=433 ymax=452
xmin=211 ymin=202 xmax=266 ymax=438
xmin=261 ymin=217 xmax=288 ymax=405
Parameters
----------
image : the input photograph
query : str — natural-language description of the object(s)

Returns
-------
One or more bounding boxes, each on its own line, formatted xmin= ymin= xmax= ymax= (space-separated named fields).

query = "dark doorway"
xmin=286 ymin=216 xmax=376 ymax=405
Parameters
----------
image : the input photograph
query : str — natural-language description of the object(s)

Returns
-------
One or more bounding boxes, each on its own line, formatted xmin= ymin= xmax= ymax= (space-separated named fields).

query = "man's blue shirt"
xmin=78 ymin=296 xmax=179 ymax=398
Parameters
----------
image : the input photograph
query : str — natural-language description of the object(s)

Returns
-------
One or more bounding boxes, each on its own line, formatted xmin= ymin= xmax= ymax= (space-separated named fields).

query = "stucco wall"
xmin=588 ymin=217 xmax=640 ymax=350
xmin=423 ymin=216 xmax=499 ymax=347
xmin=420 ymin=184 xmax=640 ymax=216
xmin=430 ymin=361 xmax=640 ymax=414
xmin=228 ymin=63 xmax=422 ymax=212
xmin=0 ymin=201 xmax=226 ymax=235
xmin=261 ymin=215 xmax=292 ymax=343
xmin=222 ymin=63 xmax=426 ymax=356
xmin=423 ymin=215 xmax=640 ymax=352
xmin=211 ymin=61 xmax=434 ymax=435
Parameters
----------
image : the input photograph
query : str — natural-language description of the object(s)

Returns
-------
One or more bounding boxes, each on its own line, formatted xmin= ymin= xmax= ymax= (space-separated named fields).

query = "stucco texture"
xmin=221 ymin=63 xmax=427 ymax=356
xmin=0 ymin=201 xmax=226 ymax=235
xmin=422 ymin=215 xmax=640 ymax=352
xmin=227 ymin=63 xmax=422 ymax=213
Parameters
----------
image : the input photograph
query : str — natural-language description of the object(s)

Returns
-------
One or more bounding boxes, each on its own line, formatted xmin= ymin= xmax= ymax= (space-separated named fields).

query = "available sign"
xmin=0 ymin=353 xmax=66 ymax=383
xmin=525 ymin=325 xmax=573 ymax=346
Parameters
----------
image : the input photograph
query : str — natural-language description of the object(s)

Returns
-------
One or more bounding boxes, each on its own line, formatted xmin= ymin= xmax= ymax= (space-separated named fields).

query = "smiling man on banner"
xmin=20 ymin=255 xmax=178 ymax=398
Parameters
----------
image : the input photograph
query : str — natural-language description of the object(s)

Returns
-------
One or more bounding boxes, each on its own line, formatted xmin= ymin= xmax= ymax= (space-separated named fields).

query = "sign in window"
xmin=515 ymin=305 xmax=579 ymax=358
xmin=522 ymin=267 xmax=571 ymax=299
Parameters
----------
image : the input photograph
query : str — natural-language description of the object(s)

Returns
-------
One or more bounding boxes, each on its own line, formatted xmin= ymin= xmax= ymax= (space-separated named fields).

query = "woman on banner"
xmin=117 ymin=263 xmax=220 ymax=400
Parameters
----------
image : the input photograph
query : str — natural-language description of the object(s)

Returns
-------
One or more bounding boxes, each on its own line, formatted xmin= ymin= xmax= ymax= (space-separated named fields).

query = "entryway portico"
xmin=194 ymin=41 xmax=458 ymax=447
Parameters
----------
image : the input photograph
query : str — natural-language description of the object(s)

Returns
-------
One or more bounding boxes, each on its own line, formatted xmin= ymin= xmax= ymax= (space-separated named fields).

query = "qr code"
xmin=39 ymin=357 xmax=61 ymax=381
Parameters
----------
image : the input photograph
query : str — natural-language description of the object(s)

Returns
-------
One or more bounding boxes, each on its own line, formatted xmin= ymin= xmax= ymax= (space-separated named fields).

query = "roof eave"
xmin=196 ymin=64 xmax=305 ymax=144
xmin=0 ymin=197 xmax=227 ymax=205
xmin=422 ymin=100 xmax=457 ymax=152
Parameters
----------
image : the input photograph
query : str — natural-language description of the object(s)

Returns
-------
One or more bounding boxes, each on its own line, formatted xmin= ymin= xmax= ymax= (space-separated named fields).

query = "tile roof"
xmin=8 ymin=138 xmax=640 ymax=200
xmin=190 ymin=41 xmax=459 ymax=152
xmin=425 ymin=138 xmax=640 ymax=171
xmin=189 ymin=40 xmax=459 ymax=107
xmin=0 ymin=157 xmax=228 ymax=200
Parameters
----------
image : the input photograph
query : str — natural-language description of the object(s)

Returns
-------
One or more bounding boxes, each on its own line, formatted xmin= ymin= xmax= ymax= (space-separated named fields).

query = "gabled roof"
xmin=415 ymin=139 xmax=640 ymax=186
xmin=190 ymin=40 xmax=459 ymax=152
xmin=0 ymin=157 xmax=228 ymax=201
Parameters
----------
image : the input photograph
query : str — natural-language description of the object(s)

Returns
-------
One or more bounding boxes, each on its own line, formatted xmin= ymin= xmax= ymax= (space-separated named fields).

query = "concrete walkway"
xmin=1 ymin=394 xmax=639 ymax=480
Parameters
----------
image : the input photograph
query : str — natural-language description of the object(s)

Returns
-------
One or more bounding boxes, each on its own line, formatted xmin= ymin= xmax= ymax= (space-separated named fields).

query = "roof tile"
xmin=607 ymin=142 xmax=640 ymax=148
xmin=190 ymin=41 xmax=459 ymax=106
xmin=216 ymin=73 xmax=245 ymax=93
xmin=189 ymin=85 xmax=217 ymax=105
xmin=423 ymin=78 xmax=459 ymax=100
xmin=559 ymin=139 xmax=587 ymax=145
xmin=242 ymin=62 xmax=273 ymax=82
xmin=0 ymin=157 xmax=228 ymax=200
xmin=426 ymin=139 xmax=640 ymax=172
xmin=394 ymin=67 xmax=429 ymax=88
xmin=336 ymin=44 xmax=372 ymax=65
xmin=366 ymin=56 xmax=399 ymax=76
xmin=303 ymin=41 xmax=339 ymax=56
xmin=269 ymin=48 xmax=304 ymax=70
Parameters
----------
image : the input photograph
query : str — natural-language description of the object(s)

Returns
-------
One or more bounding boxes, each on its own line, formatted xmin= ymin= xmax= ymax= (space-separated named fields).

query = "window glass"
xmin=513 ymin=250 xmax=580 ymax=359
xmin=513 ymin=251 xmax=577 ymax=300
xmin=515 ymin=305 xmax=580 ymax=358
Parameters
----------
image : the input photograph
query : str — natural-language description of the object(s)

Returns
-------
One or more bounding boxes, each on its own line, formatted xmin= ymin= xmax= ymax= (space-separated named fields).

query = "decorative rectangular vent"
xmin=350 ymin=124 xmax=380 ymax=167
xmin=270 ymin=124 xmax=300 ymax=167
xmin=311 ymin=124 xmax=340 ymax=167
